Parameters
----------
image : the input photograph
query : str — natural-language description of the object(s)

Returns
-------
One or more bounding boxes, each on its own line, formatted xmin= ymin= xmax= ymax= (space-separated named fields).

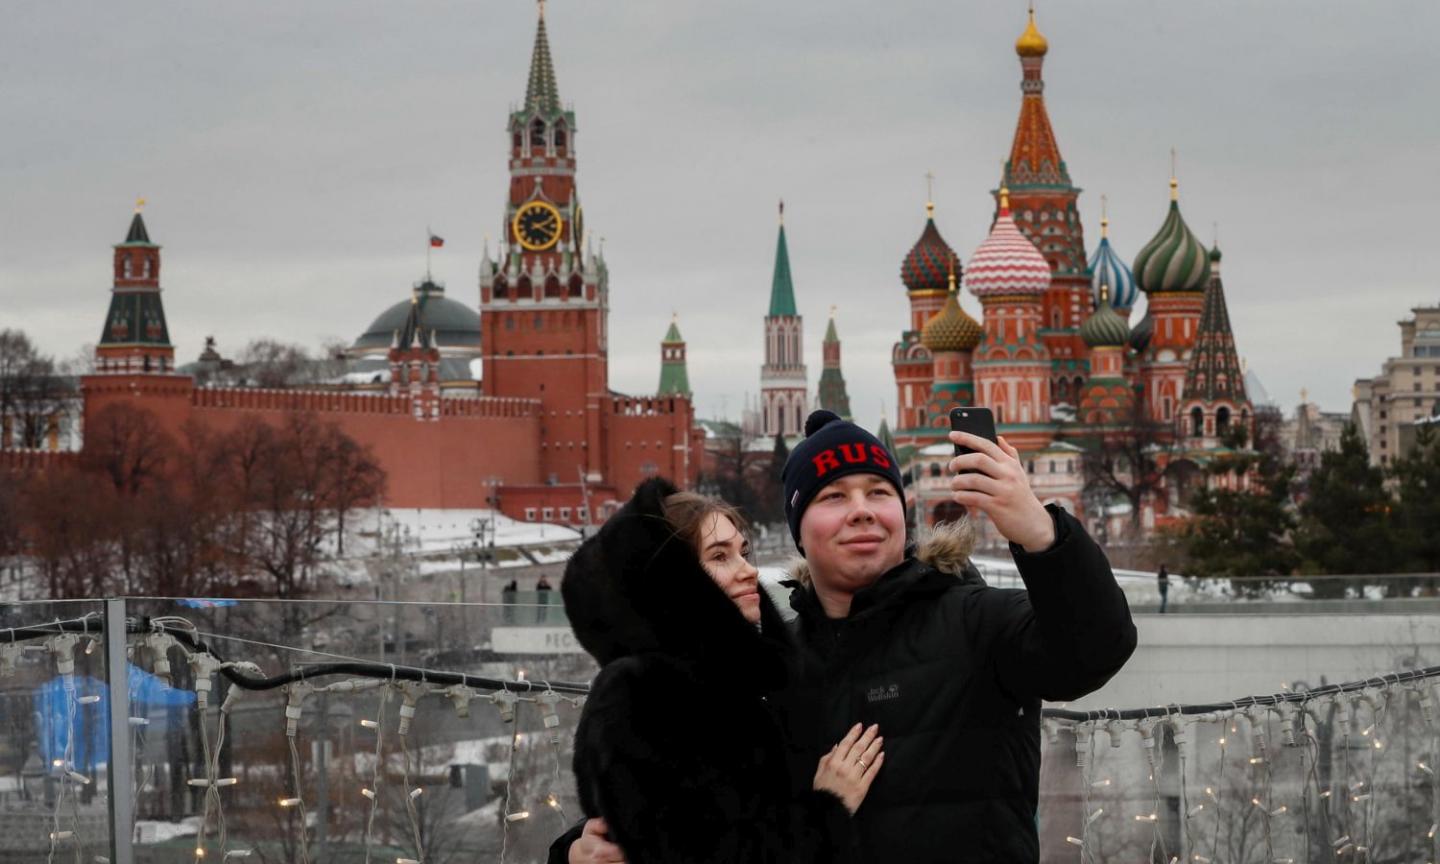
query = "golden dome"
xmin=921 ymin=274 xmax=983 ymax=353
xmin=1015 ymin=8 xmax=1049 ymax=58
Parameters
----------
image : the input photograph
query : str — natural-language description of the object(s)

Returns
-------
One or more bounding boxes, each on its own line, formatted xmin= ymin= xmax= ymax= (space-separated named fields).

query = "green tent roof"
xmin=524 ymin=12 xmax=562 ymax=115
xmin=769 ymin=223 xmax=797 ymax=317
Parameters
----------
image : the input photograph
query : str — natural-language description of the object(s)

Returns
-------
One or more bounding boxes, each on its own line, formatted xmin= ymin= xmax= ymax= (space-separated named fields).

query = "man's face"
xmin=799 ymin=473 xmax=906 ymax=598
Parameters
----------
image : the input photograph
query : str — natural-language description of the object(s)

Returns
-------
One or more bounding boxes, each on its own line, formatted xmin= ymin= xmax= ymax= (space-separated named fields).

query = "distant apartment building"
xmin=1281 ymin=392 xmax=1349 ymax=476
xmin=1352 ymin=305 xmax=1440 ymax=466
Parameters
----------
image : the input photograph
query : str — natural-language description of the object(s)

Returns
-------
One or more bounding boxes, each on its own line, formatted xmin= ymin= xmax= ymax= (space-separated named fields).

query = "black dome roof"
xmin=352 ymin=281 xmax=480 ymax=352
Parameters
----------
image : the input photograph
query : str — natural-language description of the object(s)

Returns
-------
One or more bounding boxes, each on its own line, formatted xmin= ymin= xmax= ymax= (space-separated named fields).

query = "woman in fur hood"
xmin=557 ymin=477 xmax=882 ymax=864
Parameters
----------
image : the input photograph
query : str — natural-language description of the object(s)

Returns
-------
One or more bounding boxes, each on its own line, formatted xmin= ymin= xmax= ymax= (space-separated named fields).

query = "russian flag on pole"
xmin=429 ymin=234 xmax=445 ymax=248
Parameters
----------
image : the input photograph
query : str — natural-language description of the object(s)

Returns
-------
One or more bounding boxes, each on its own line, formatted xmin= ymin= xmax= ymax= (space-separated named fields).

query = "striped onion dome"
xmin=1080 ymin=286 xmax=1131 ymax=348
xmin=921 ymin=278 xmax=983 ymax=352
xmin=1129 ymin=309 xmax=1154 ymax=353
xmin=1133 ymin=179 xmax=1211 ymax=293
xmin=1088 ymin=228 xmax=1137 ymax=312
xmin=901 ymin=205 xmax=960 ymax=293
xmin=963 ymin=190 xmax=1051 ymax=299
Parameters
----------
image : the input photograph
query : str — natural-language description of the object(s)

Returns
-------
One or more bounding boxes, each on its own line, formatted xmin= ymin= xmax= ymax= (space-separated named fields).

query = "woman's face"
xmin=698 ymin=513 xmax=761 ymax=624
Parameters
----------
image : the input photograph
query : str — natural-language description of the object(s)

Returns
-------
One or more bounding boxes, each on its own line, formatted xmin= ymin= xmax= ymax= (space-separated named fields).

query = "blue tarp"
xmin=33 ymin=663 xmax=197 ymax=771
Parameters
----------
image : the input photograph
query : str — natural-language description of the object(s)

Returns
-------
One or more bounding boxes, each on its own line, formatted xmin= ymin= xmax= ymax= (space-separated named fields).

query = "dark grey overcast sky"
xmin=5 ymin=1 xmax=1438 ymax=424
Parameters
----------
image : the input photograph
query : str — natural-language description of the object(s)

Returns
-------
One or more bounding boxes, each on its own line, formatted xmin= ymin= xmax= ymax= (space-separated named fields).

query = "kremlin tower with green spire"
xmin=760 ymin=202 xmax=808 ymax=438
xmin=658 ymin=316 xmax=692 ymax=399
xmin=816 ymin=308 xmax=852 ymax=420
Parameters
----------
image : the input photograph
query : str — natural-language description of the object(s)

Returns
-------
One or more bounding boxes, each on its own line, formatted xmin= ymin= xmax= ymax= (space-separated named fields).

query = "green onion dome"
xmin=1080 ymin=285 xmax=1131 ymax=348
xmin=1133 ymin=178 xmax=1211 ymax=293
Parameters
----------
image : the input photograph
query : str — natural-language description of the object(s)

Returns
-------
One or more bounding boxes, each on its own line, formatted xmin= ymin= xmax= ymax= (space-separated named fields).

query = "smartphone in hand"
xmin=950 ymin=407 xmax=998 ymax=466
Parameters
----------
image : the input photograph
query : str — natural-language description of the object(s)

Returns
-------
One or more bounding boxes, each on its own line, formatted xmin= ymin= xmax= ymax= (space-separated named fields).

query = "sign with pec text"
xmin=490 ymin=626 xmax=583 ymax=655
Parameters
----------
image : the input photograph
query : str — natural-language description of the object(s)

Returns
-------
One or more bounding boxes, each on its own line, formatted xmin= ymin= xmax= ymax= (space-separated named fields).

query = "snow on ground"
xmin=354 ymin=508 xmax=582 ymax=555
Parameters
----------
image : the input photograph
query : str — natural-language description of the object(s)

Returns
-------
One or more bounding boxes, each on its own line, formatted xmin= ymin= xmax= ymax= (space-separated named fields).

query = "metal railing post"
xmin=105 ymin=598 xmax=135 ymax=864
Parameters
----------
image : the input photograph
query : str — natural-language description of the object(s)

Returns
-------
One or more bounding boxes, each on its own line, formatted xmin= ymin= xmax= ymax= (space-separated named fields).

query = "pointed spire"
xmin=877 ymin=416 xmax=897 ymax=460
xmin=768 ymin=204 xmax=798 ymax=317
xmin=817 ymin=304 xmax=851 ymax=418
xmin=1182 ymin=256 xmax=1248 ymax=405
xmin=1100 ymin=193 xmax=1109 ymax=238
xmin=524 ymin=0 xmax=562 ymax=115
xmin=124 ymin=210 xmax=153 ymax=246
xmin=664 ymin=312 xmax=683 ymax=343
xmin=1006 ymin=4 xmax=1067 ymax=192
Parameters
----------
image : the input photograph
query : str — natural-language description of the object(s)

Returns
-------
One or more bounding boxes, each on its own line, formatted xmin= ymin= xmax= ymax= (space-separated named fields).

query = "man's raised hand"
xmin=946 ymin=432 xmax=1056 ymax=553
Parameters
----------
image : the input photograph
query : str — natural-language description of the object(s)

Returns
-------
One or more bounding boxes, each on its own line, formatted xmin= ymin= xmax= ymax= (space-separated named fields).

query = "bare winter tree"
xmin=0 ymin=328 xmax=76 ymax=449
xmin=1081 ymin=399 xmax=1179 ymax=540
xmin=236 ymin=339 xmax=325 ymax=388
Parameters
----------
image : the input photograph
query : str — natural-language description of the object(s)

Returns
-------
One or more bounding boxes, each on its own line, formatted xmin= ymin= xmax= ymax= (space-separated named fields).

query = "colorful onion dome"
xmin=1015 ymin=7 xmax=1048 ymax=58
xmin=963 ymin=187 xmax=1052 ymax=299
xmin=1209 ymin=244 xmax=1222 ymax=264
xmin=921 ymin=272 xmax=984 ymax=352
xmin=1088 ymin=217 xmax=1137 ymax=312
xmin=1133 ymin=178 xmax=1211 ymax=293
xmin=1129 ymin=309 xmax=1154 ymax=353
xmin=1081 ymin=285 xmax=1131 ymax=348
xmin=901 ymin=202 xmax=960 ymax=293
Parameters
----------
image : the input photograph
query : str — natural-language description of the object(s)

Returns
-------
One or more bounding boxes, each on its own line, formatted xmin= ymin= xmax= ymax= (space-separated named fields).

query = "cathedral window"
xmin=530 ymin=118 xmax=547 ymax=149
xmin=1190 ymin=407 xmax=1204 ymax=437
xmin=554 ymin=124 xmax=567 ymax=149
xmin=1216 ymin=407 xmax=1231 ymax=436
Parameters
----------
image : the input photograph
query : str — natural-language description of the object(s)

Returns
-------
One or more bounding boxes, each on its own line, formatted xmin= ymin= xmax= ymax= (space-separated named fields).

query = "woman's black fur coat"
xmin=561 ymin=477 xmax=853 ymax=864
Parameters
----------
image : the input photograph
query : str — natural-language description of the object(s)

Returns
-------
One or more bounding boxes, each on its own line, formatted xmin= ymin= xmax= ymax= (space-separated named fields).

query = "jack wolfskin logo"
xmin=866 ymin=684 xmax=900 ymax=703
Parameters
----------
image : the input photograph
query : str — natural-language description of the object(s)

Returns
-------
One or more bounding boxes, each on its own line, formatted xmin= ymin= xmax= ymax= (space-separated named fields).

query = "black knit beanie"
xmin=782 ymin=410 xmax=905 ymax=549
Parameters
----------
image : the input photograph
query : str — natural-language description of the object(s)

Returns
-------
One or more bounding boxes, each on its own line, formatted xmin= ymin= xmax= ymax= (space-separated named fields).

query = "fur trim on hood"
xmin=785 ymin=518 xmax=979 ymax=588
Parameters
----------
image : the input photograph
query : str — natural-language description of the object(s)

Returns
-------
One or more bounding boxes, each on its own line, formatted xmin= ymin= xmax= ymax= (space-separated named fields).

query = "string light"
xmin=13 ymin=612 xmax=1440 ymax=864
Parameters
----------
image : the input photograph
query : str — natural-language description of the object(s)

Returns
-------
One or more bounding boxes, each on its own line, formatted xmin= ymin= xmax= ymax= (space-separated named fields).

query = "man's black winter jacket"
xmin=776 ymin=504 xmax=1136 ymax=863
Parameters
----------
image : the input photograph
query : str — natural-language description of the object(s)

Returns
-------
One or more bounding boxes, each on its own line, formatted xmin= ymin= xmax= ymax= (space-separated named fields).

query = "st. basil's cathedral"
xmin=759 ymin=9 xmax=1252 ymax=539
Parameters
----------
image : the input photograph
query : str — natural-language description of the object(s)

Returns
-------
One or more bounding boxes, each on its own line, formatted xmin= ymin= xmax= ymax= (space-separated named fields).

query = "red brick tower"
xmin=83 ymin=205 xmax=193 ymax=433
xmin=999 ymin=7 xmax=1090 ymax=395
xmin=479 ymin=3 xmax=606 ymax=484
xmin=95 ymin=204 xmax=174 ymax=375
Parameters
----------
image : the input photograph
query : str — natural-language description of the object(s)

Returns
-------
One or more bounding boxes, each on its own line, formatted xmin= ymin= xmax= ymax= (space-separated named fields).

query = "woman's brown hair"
xmin=662 ymin=491 xmax=750 ymax=554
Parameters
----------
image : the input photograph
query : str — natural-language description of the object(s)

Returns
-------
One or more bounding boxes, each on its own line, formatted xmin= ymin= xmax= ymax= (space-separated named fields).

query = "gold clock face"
xmin=513 ymin=201 xmax=563 ymax=251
